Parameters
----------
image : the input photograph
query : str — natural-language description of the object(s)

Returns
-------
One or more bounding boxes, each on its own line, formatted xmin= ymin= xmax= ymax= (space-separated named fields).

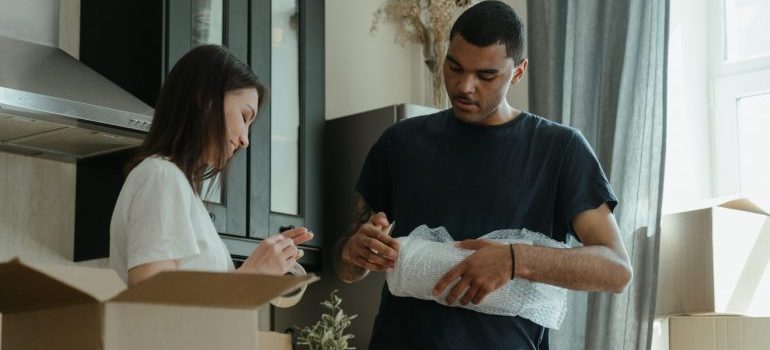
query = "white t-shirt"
xmin=110 ymin=156 xmax=235 ymax=282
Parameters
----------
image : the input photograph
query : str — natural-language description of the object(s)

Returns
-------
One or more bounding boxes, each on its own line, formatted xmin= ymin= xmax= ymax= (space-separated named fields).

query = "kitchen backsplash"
xmin=0 ymin=151 xmax=108 ymax=267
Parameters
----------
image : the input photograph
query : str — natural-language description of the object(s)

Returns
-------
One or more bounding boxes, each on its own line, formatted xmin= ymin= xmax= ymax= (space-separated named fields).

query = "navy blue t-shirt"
xmin=355 ymin=109 xmax=617 ymax=350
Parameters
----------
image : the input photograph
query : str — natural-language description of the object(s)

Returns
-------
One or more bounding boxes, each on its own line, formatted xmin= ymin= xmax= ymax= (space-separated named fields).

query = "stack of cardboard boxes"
xmin=0 ymin=258 xmax=317 ymax=349
xmin=652 ymin=198 xmax=770 ymax=350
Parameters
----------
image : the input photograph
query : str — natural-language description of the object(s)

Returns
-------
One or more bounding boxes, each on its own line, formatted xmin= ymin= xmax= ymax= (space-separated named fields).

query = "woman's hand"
xmin=237 ymin=234 xmax=299 ymax=275
xmin=280 ymin=226 xmax=314 ymax=260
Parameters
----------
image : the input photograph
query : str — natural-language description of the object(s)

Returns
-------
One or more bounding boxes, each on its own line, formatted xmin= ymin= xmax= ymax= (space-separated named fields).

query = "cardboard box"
xmin=0 ymin=258 xmax=316 ymax=350
xmin=653 ymin=315 xmax=770 ymax=350
xmin=656 ymin=198 xmax=770 ymax=316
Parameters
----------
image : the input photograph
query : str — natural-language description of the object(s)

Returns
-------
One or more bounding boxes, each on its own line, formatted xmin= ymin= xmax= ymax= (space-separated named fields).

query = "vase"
xmin=422 ymin=37 xmax=448 ymax=108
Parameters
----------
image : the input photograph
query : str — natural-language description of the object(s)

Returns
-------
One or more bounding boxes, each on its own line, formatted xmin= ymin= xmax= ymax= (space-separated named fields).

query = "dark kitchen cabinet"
xmin=76 ymin=0 xmax=323 ymax=270
xmin=222 ymin=0 xmax=324 ymax=271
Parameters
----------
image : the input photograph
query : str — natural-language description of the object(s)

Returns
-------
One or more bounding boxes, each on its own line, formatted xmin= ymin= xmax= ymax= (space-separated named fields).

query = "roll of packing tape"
xmin=270 ymin=262 xmax=307 ymax=308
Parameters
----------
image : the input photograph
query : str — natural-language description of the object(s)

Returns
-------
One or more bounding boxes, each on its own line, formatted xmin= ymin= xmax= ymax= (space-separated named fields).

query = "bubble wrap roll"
xmin=385 ymin=225 xmax=569 ymax=329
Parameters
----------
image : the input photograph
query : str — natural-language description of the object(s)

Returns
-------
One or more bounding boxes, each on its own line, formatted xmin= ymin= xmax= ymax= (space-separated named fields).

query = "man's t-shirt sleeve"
xmin=355 ymin=131 xmax=393 ymax=217
xmin=556 ymin=130 xmax=618 ymax=239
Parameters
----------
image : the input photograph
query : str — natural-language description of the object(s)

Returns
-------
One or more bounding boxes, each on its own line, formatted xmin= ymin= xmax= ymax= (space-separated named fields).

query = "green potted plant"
xmin=297 ymin=290 xmax=358 ymax=350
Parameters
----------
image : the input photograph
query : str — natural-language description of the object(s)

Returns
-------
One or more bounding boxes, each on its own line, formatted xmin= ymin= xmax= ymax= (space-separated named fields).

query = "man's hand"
xmin=342 ymin=212 xmax=399 ymax=271
xmin=433 ymin=239 xmax=513 ymax=306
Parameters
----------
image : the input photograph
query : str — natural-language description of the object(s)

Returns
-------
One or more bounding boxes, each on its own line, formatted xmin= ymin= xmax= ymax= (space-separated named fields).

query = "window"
xmin=724 ymin=0 xmax=770 ymax=62
xmin=664 ymin=0 xmax=770 ymax=212
xmin=736 ymin=92 xmax=770 ymax=208
xmin=711 ymin=0 xmax=770 ymax=206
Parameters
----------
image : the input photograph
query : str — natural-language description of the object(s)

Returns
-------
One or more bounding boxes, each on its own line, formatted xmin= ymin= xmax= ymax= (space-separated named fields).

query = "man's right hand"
xmin=342 ymin=212 xmax=399 ymax=271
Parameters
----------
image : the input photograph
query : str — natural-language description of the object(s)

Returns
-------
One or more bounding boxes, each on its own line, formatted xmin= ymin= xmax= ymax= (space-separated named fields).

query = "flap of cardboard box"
xmin=110 ymin=270 xmax=319 ymax=308
xmin=669 ymin=196 xmax=769 ymax=216
xmin=719 ymin=198 xmax=769 ymax=216
xmin=0 ymin=258 xmax=121 ymax=313
xmin=27 ymin=260 xmax=127 ymax=300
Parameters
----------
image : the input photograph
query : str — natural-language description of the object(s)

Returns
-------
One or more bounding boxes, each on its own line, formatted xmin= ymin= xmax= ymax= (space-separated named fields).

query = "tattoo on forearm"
xmin=334 ymin=193 xmax=373 ymax=282
xmin=351 ymin=193 xmax=374 ymax=235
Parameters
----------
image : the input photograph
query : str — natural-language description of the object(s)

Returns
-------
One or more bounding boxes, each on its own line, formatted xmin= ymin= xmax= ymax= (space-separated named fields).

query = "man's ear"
xmin=510 ymin=59 xmax=529 ymax=86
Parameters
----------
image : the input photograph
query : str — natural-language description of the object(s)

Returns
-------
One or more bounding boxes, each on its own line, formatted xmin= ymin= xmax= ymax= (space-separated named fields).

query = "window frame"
xmin=709 ymin=0 xmax=770 ymax=198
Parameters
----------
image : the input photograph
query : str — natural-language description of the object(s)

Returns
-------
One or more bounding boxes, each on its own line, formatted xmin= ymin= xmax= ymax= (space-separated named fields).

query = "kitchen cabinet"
xmin=223 ymin=0 xmax=324 ymax=270
xmin=76 ymin=0 xmax=323 ymax=270
xmin=79 ymin=0 xmax=246 ymax=237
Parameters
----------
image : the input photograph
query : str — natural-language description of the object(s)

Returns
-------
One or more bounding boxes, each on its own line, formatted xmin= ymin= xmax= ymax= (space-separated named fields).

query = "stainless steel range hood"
xmin=0 ymin=35 xmax=153 ymax=161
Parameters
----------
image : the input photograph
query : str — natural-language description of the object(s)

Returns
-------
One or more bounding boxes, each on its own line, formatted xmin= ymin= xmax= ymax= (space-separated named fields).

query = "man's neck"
xmin=479 ymin=104 xmax=521 ymax=126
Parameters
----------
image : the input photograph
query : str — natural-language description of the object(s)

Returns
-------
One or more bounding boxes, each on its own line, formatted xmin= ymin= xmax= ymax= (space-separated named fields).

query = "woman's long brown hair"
xmin=128 ymin=45 xmax=268 ymax=194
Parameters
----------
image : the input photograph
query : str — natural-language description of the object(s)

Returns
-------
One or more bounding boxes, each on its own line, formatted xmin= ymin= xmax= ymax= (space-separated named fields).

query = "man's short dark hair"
xmin=449 ymin=0 xmax=526 ymax=64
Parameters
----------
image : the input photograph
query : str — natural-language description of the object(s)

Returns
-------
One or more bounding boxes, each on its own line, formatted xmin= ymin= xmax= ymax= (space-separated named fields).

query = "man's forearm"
xmin=334 ymin=193 xmax=376 ymax=283
xmin=513 ymin=244 xmax=632 ymax=293
xmin=333 ymin=235 xmax=369 ymax=283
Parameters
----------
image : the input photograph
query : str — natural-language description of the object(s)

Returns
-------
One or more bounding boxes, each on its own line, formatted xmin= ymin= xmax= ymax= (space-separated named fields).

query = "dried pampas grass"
xmin=371 ymin=0 xmax=473 ymax=107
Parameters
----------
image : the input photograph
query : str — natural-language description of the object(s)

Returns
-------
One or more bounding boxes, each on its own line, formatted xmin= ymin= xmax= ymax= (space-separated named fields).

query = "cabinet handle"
xmin=209 ymin=212 xmax=216 ymax=221
xmin=279 ymin=225 xmax=295 ymax=233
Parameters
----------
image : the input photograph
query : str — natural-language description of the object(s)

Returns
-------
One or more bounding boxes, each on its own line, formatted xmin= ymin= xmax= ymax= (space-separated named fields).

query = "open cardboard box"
xmin=656 ymin=197 xmax=770 ymax=316
xmin=0 ymin=258 xmax=317 ymax=350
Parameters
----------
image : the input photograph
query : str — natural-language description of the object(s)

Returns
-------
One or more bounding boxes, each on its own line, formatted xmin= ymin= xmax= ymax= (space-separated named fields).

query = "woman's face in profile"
xmin=206 ymin=87 xmax=259 ymax=168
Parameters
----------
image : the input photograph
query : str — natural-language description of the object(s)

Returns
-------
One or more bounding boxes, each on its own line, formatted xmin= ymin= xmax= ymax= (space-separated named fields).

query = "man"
xmin=334 ymin=1 xmax=632 ymax=349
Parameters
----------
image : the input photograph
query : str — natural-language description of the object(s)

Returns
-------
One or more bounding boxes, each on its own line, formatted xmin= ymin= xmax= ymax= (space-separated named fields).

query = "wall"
xmin=325 ymin=0 xmax=422 ymax=119
xmin=0 ymin=153 xmax=86 ymax=264
xmin=0 ymin=0 xmax=59 ymax=47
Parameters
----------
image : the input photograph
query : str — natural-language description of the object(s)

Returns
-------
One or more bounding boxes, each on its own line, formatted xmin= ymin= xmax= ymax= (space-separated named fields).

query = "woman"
xmin=110 ymin=44 xmax=312 ymax=286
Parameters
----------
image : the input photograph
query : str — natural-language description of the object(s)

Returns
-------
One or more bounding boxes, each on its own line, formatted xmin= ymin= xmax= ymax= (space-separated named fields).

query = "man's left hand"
xmin=433 ymin=239 xmax=513 ymax=306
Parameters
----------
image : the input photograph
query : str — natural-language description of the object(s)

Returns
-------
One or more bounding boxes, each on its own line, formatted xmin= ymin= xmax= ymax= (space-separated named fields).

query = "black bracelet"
xmin=509 ymin=243 xmax=516 ymax=280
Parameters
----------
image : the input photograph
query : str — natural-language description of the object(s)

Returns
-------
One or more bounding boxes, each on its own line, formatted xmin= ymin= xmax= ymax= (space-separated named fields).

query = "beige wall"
xmin=0 ymin=153 xmax=77 ymax=264
xmin=325 ymin=0 xmax=422 ymax=119
xmin=0 ymin=153 xmax=108 ymax=266
xmin=0 ymin=0 xmax=59 ymax=47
